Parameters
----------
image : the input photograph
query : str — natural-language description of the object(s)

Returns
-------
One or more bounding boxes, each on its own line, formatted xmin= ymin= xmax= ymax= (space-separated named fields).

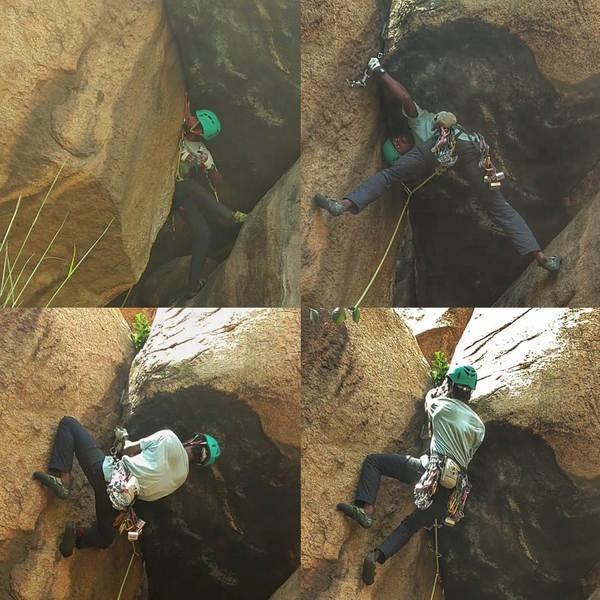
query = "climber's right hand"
xmin=368 ymin=57 xmax=382 ymax=73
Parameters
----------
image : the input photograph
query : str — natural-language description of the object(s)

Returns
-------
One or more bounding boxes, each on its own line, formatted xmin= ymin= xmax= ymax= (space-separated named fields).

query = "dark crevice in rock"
xmin=438 ymin=422 xmax=600 ymax=600
xmin=124 ymin=387 xmax=299 ymax=600
xmin=389 ymin=20 xmax=600 ymax=307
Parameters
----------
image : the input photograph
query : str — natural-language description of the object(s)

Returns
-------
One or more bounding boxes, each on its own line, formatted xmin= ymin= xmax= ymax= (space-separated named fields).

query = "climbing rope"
xmin=428 ymin=520 xmax=442 ymax=600
xmin=115 ymin=540 xmax=139 ymax=600
xmin=352 ymin=165 xmax=447 ymax=308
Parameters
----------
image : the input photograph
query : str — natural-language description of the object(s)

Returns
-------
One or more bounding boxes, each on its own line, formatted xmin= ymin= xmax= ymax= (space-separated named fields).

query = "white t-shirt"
xmin=178 ymin=138 xmax=216 ymax=179
xmin=424 ymin=396 xmax=485 ymax=470
xmin=103 ymin=430 xmax=190 ymax=502
xmin=402 ymin=102 xmax=472 ymax=146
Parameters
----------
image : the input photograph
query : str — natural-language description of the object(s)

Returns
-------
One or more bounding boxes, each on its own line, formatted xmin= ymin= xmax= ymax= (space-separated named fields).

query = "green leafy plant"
xmin=0 ymin=162 xmax=113 ymax=307
xmin=431 ymin=351 xmax=449 ymax=386
xmin=131 ymin=313 xmax=151 ymax=352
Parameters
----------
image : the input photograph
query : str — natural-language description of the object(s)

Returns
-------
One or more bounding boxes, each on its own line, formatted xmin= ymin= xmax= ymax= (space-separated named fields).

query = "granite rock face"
xmin=0 ymin=0 xmax=184 ymax=306
xmin=126 ymin=308 xmax=300 ymax=600
xmin=0 ymin=309 xmax=139 ymax=600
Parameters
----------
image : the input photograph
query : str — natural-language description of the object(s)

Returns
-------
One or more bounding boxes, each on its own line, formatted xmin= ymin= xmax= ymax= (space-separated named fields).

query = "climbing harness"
xmin=475 ymin=133 xmax=505 ymax=190
xmin=431 ymin=126 xmax=458 ymax=168
xmin=346 ymin=53 xmax=383 ymax=87
xmin=107 ymin=428 xmax=139 ymax=511
xmin=351 ymin=165 xmax=447 ymax=309
xmin=107 ymin=457 xmax=140 ymax=511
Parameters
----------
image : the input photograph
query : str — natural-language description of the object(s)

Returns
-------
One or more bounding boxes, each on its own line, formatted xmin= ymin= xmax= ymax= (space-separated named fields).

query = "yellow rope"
xmin=429 ymin=520 xmax=441 ymax=600
xmin=352 ymin=166 xmax=447 ymax=309
xmin=115 ymin=540 xmax=138 ymax=600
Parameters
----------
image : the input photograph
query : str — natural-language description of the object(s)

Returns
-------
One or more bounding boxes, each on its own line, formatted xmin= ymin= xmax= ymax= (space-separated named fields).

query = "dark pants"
xmin=344 ymin=138 xmax=541 ymax=257
xmin=355 ymin=454 xmax=453 ymax=563
xmin=48 ymin=416 xmax=120 ymax=550
xmin=173 ymin=179 xmax=234 ymax=287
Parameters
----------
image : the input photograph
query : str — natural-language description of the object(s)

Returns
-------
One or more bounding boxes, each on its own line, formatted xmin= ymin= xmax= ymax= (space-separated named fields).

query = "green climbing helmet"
xmin=187 ymin=432 xmax=221 ymax=466
xmin=447 ymin=365 xmax=477 ymax=390
xmin=382 ymin=139 xmax=401 ymax=165
xmin=195 ymin=109 xmax=221 ymax=140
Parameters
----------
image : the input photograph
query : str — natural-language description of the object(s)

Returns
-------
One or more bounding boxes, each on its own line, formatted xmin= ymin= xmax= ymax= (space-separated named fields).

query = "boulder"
xmin=125 ymin=308 xmax=300 ymax=600
xmin=494 ymin=189 xmax=600 ymax=307
xmin=0 ymin=309 xmax=140 ymax=600
xmin=164 ymin=0 xmax=300 ymax=210
xmin=301 ymin=0 xmax=410 ymax=307
xmin=0 ymin=0 xmax=184 ymax=306
xmin=301 ymin=308 xmax=442 ymax=600
xmin=441 ymin=308 xmax=600 ymax=599
xmin=193 ymin=161 xmax=300 ymax=307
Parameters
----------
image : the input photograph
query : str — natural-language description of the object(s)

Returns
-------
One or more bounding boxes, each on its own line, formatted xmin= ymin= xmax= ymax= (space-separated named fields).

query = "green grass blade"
xmin=13 ymin=214 xmax=69 ymax=306
xmin=10 ymin=161 xmax=67 ymax=276
xmin=0 ymin=196 xmax=22 ymax=255
xmin=44 ymin=217 xmax=114 ymax=307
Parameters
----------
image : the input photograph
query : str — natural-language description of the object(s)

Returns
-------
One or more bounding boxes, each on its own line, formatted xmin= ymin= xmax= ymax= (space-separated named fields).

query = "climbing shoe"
xmin=33 ymin=472 xmax=69 ymax=500
xmin=59 ymin=521 xmax=77 ymax=558
xmin=233 ymin=211 xmax=248 ymax=224
xmin=540 ymin=255 xmax=562 ymax=273
xmin=314 ymin=193 xmax=347 ymax=217
xmin=362 ymin=550 xmax=377 ymax=586
xmin=337 ymin=503 xmax=373 ymax=529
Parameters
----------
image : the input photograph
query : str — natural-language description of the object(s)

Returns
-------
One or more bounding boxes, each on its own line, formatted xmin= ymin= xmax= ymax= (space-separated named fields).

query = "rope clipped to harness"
xmin=351 ymin=165 xmax=447 ymax=309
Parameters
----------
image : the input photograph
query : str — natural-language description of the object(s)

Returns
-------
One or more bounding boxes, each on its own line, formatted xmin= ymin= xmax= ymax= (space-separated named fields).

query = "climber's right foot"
xmin=337 ymin=503 xmax=373 ymax=529
xmin=314 ymin=193 xmax=347 ymax=217
xmin=59 ymin=521 xmax=77 ymax=558
xmin=362 ymin=550 xmax=377 ymax=586
xmin=33 ymin=472 xmax=69 ymax=500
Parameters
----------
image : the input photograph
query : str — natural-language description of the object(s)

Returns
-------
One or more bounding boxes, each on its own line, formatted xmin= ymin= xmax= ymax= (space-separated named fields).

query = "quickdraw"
xmin=446 ymin=472 xmax=472 ymax=525
xmin=414 ymin=456 xmax=441 ymax=510
xmin=475 ymin=133 xmax=505 ymax=190
xmin=346 ymin=53 xmax=383 ymax=88
xmin=113 ymin=506 xmax=146 ymax=541
xmin=431 ymin=126 xmax=458 ymax=168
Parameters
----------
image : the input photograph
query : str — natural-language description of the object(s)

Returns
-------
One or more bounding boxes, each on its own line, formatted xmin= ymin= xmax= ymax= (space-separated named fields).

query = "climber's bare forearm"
xmin=380 ymin=72 xmax=418 ymax=118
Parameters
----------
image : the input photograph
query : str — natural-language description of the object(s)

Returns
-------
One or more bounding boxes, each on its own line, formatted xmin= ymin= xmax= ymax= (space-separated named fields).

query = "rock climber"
xmin=336 ymin=365 xmax=485 ymax=586
xmin=172 ymin=105 xmax=247 ymax=298
xmin=315 ymin=57 xmax=562 ymax=273
xmin=33 ymin=416 xmax=220 ymax=558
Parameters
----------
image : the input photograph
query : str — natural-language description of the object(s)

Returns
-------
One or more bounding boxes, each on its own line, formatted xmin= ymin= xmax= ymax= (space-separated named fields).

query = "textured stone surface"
xmin=301 ymin=0 xmax=407 ymax=307
xmin=494 ymin=190 xmax=600 ymax=307
xmin=165 ymin=0 xmax=300 ymax=211
xmin=301 ymin=308 xmax=441 ymax=600
xmin=441 ymin=308 xmax=600 ymax=600
xmin=269 ymin=569 xmax=300 ymax=600
xmin=126 ymin=308 xmax=300 ymax=599
xmin=193 ymin=161 xmax=300 ymax=307
xmin=0 ymin=309 xmax=139 ymax=600
xmin=396 ymin=308 xmax=474 ymax=365
xmin=0 ymin=0 xmax=184 ymax=306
